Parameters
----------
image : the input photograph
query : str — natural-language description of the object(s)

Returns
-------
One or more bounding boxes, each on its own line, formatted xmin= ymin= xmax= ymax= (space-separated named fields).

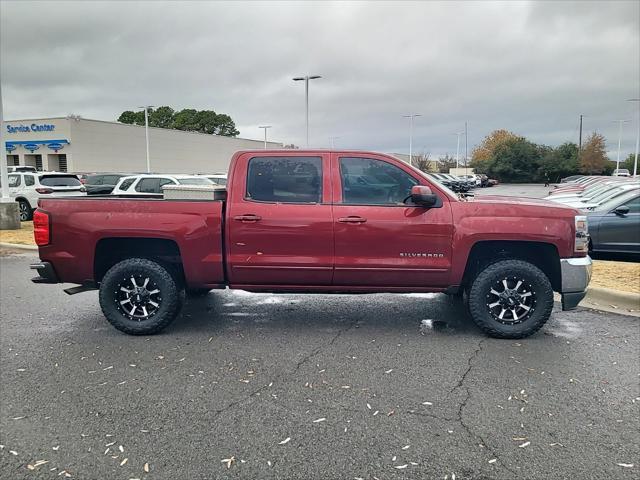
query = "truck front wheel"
xmin=99 ymin=258 xmax=183 ymax=335
xmin=467 ymin=259 xmax=553 ymax=339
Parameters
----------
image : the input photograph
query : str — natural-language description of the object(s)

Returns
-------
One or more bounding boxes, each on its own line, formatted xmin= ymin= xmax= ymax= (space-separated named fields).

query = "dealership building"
xmin=3 ymin=117 xmax=283 ymax=174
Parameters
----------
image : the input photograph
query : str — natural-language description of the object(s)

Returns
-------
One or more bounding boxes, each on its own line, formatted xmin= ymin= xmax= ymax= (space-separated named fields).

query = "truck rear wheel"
xmin=99 ymin=258 xmax=183 ymax=335
xmin=467 ymin=259 xmax=553 ymax=339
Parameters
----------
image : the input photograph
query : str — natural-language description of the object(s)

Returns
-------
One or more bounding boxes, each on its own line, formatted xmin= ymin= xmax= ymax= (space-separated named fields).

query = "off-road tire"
xmin=99 ymin=258 xmax=183 ymax=335
xmin=468 ymin=259 xmax=553 ymax=339
xmin=18 ymin=199 xmax=32 ymax=221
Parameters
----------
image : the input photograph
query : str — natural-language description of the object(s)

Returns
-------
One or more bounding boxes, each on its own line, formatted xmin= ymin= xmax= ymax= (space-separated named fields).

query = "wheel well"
xmin=461 ymin=241 xmax=561 ymax=291
xmin=94 ymin=238 xmax=184 ymax=284
xmin=15 ymin=197 xmax=31 ymax=207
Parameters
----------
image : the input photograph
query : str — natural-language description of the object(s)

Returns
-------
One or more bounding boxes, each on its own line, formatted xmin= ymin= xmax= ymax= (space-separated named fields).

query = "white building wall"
xmin=69 ymin=118 xmax=282 ymax=174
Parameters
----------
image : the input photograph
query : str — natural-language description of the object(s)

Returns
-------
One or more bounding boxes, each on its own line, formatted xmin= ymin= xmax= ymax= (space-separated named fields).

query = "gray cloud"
xmin=1 ymin=0 xmax=638 ymax=157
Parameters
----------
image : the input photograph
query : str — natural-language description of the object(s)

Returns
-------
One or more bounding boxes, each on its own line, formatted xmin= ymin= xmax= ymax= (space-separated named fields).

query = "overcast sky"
xmin=1 ymin=0 xmax=638 ymax=158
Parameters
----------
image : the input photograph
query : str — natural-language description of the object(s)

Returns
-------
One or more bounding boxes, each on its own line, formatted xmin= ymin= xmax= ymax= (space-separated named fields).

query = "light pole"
xmin=629 ymin=99 xmax=640 ymax=177
xmin=329 ymin=136 xmax=341 ymax=148
xmin=402 ymin=114 xmax=421 ymax=166
xmin=138 ymin=106 xmax=154 ymax=173
xmin=259 ymin=125 xmax=272 ymax=149
xmin=612 ymin=119 xmax=630 ymax=171
xmin=0 ymin=81 xmax=9 ymax=202
xmin=453 ymin=132 xmax=464 ymax=168
xmin=293 ymin=75 xmax=322 ymax=147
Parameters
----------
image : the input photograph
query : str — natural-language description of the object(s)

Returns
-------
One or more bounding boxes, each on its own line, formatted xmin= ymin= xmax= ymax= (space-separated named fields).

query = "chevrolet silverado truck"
xmin=30 ymin=150 xmax=592 ymax=339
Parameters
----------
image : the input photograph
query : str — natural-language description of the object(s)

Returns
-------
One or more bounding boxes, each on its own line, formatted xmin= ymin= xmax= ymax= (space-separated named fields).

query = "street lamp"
xmin=628 ymin=99 xmax=640 ymax=177
xmin=402 ymin=114 xmax=421 ymax=166
xmin=138 ymin=106 xmax=154 ymax=173
xmin=293 ymin=75 xmax=322 ymax=147
xmin=612 ymin=119 xmax=630 ymax=172
xmin=329 ymin=136 xmax=341 ymax=148
xmin=258 ymin=125 xmax=272 ymax=149
xmin=452 ymin=131 xmax=464 ymax=168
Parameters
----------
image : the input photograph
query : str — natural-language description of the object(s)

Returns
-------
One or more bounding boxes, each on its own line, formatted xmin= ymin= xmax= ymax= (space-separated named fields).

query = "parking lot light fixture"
xmin=628 ymin=99 xmax=640 ymax=177
xmin=402 ymin=114 xmax=421 ymax=166
xmin=612 ymin=120 xmax=630 ymax=172
xmin=138 ymin=106 xmax=154 ymax=173
xmin=293 ymin=75 xmax=322 ymax=147
xmin=258 ymin=126 xmax=272 ymax=149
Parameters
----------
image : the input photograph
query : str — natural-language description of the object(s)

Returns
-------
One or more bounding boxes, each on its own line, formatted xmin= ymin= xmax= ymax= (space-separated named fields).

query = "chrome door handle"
xmin=234 ymin=214 xmax=262 ymax=222
xmin=338 ymin=216 xmax=367 ymax=224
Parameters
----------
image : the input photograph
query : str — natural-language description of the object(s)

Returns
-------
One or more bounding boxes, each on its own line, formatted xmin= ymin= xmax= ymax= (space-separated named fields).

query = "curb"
xmin=0 ymin=242 xmax=38 ymax=251
xmin=583 ymin=286 xmax=640 ymax=316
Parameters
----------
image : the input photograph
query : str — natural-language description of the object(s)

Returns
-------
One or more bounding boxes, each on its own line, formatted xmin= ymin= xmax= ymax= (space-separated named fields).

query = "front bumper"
xmin=559 ymin=256 xmax=592 ymax=311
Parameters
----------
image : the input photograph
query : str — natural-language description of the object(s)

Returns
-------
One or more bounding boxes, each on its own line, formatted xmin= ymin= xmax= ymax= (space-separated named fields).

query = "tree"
xmin=487 ymin=137 xmax=542 ymax=183
xmin=116 ymin=106 xmax=239 ymax=137
xmin=579 ymin=132 xmax=608 ymax=174
xmin=471 ymin=130 xmax=520 ymax=163
xmin=437 ymin=154 xmax=457 ymax=173
xmin=621 ymin=153 xmax=637 ymax=173
xmin=538 ymin=142 xmax=579 ymax=183
xmin=412 ymin=153 xmax=434 ymax=173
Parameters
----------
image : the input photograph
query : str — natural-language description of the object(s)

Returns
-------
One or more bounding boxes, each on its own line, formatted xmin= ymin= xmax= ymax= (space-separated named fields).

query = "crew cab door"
xmin=597 ymin=195 xmax=640 ymax=253
xmin=331 ymin=154 xmax=453 ymax=287
xmin=226 ymin=153 xmax=333 ymax=286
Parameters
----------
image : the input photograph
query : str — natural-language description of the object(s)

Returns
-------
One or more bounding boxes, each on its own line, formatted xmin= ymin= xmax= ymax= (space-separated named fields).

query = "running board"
xmin=64 ymin=284 xmax=97 ymax=295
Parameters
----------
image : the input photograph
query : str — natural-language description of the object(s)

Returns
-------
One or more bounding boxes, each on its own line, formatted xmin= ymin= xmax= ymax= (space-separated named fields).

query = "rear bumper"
xmin=30 ymin=261 xmax=60 ymax=284
xmin=559 ymin=256 xmax=592 ymax=311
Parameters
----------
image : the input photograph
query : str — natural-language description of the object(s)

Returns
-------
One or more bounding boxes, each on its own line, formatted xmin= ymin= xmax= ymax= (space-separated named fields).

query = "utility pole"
xmin=402 ymin=114 xmax=421 ymax=166
xmin=138 ymin=105 xmax=154 ymax=173
xmin=329 ymin=136 xmax=340 ymax=148
xmin=578 ymin=114 xmax=583 ymax=154
xmin=293 ymin=75 xmax=322 ymax=147
xmin=259 ymin=125 xmax=272 ymax=149
xmin=613 ymin=119 xmax=630 ymax=171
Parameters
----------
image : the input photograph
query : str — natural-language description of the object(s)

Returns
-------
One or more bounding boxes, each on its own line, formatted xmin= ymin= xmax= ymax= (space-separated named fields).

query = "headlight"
xmin=575 ymin=215 xmax=589 ymax=253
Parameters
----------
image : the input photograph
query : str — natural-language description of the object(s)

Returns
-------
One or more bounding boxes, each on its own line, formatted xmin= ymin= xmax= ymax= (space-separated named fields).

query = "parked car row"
xmin=547 ymin=175 xmax=639 ymax=255
xmin=1 ymin=170 xmax=228 ymax=220
xmin=427 ymin=173 xmax=497 ymax=193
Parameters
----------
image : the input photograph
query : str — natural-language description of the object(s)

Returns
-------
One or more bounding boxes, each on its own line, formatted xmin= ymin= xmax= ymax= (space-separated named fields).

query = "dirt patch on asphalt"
xmin=0 ymin=221 xmax=34 ymax=245
xmin=591 ymin=260 xmax=640 ymax=294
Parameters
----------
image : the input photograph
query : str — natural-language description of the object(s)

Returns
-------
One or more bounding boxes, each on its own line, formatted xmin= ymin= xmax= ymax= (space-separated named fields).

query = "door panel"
xmin=331 ymin=154 xmax=453 ymax=287
xmin=598 ymin=213 xmax=640 ymax=253
xmin=226 ymin=153 xmax=334 ymax=286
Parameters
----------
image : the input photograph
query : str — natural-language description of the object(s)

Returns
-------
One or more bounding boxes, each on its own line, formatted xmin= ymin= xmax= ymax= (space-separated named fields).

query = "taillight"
xmin=574 ymin=215 xmax=589 ymax=253
xmin=33 ymin=210 xmax=50 ymax=246
xmin=36 ymin=187 xmax=53 ymax=194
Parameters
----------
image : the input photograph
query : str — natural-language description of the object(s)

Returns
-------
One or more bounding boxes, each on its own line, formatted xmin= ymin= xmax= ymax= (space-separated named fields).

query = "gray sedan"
xmin=587 ymin=188 xmax=640 ymax=255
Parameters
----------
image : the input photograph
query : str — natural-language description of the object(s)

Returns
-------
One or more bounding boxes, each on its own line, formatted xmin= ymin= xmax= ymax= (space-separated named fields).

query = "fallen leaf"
xmin=221 ymin=456 xmax=235 ymax=469
xmin=394 ymin=464 xmax=408 ymax=469
xmin=312 ymin=418 xmax=326 ymax=423
xmin=617 ymin=463 xmax=634 ymax=468
xmin=119 ymin=445 xmax=124 ymax=453
xmin=120 ymin=458 xmax=128 ymax=466
xmin=519 ymin=441 xmax=531 ymax=448
xmin=385 ymin=369 xmax=393 ymax=374
xmin=488 ymin=458 xmax=497 ymax=464
xmin=402 ymin=445 xmax=410 ymax=450
xmin=278 ymin=437 xmax=291 ymax=445
xmin=422 ymin=401 xmax=433 ymax=406
xmin=367 ymin=403 xmax=372 ymax=410
xmin=144 ymin=463 xmax=149 ymax=472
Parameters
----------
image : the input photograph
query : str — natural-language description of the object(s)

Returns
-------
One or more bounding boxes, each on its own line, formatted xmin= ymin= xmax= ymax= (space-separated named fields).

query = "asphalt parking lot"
xmin=1 ymin=249 xmax=638 ymax=480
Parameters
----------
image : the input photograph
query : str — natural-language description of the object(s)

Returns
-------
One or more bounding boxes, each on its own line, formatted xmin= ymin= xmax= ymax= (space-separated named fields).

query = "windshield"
xmin=177 ymin=177 xmax=214 ymax=185
xmin=592 ymin=189 xmax=640 ymax=212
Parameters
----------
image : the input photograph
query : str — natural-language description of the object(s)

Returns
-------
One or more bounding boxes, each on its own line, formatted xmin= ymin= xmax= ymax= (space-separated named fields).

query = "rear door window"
xmin=8 ymin=174 xmax=21 ymax=187
xmin=25 ymin=175 xmax=35 ymax=186
xmin=39 ymin=175 xmax=82 ymax=187
xmin=246 ymin=156 xmax=322 ymax=203
xmin=118 ymin=178 xmax=136 ymax=191
xmin=135 ymin=178 xmax=162 ymax=193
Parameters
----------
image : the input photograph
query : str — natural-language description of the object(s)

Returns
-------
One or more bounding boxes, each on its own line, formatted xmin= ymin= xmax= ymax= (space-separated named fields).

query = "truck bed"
xmin=37 ymin=197 xmax=226 ymax=288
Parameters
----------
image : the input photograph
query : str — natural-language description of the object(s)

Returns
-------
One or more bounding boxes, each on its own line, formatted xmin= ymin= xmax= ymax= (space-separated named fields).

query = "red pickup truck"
xmin=30 ymin=150 xmax=592 ymax=339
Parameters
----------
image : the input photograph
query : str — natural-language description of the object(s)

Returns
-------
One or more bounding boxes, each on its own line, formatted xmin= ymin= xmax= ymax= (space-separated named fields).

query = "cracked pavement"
xmin=1 ymin=251 xmax=639 ymax=479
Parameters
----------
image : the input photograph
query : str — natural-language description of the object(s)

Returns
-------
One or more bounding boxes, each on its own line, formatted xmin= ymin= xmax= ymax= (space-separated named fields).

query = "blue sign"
xmin=47 ymin=142 xmax=64 ymax=151
xmin=24 ymin=143 xmax=40 ymax=152
xmin=5 ymin=144 xmax=16 ymax=152
xmin=6 ymin=123 xmax=56 ymax=134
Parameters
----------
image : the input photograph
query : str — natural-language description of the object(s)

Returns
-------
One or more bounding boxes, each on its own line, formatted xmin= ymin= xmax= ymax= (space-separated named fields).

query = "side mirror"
xmin=411 ymin=185 xmax=438 ymax=207
xmin=614 ymin=205 xmax=630 ymax=216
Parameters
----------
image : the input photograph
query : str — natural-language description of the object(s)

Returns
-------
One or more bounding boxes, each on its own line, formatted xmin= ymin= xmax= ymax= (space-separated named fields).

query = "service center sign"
xmin=6 ymin=123 xmax=56 ymax=133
